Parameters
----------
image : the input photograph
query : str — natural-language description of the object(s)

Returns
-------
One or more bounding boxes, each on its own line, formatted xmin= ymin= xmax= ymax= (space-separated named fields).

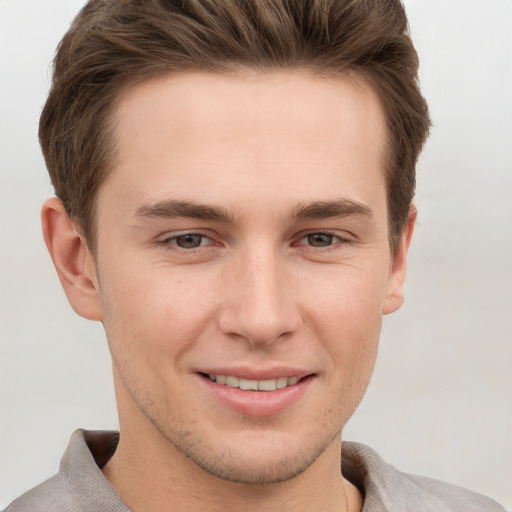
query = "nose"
xmin=217 ymin=246 xmax=302 ymax=346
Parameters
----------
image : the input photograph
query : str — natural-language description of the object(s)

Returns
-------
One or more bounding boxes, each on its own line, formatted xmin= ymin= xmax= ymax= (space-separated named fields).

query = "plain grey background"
xmin=1 ymin=0 xmax=511 ymax=508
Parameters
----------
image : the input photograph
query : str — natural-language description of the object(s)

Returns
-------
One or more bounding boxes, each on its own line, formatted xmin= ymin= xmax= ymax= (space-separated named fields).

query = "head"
xmin=40 ymin=0 xmax=429 ymax=255
xmin=40 ymin=0 xmax=430 ymax=496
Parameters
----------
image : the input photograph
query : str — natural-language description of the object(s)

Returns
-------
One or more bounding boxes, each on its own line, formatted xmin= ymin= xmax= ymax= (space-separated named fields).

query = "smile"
xmin=207 ymin=374 xmax=299 ymax=391
xmin=200 ymin=372 xmax=314 ymax=416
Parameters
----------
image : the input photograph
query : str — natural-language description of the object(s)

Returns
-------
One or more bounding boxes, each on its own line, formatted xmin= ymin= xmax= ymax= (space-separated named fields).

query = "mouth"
xmin=202 ymin=373 xmax=301 ymax=391
xmin=198 ymin=371 xmax=315 ymax=417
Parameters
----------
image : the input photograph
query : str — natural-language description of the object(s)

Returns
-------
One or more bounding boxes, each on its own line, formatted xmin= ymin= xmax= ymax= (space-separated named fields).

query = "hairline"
xmin=74 ymin=66 xmax=406 ymax=257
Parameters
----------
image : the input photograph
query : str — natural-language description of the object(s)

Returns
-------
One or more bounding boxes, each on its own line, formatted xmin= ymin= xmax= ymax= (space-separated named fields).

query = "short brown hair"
xmin=39 ymin=0 xmax=430 ymax=252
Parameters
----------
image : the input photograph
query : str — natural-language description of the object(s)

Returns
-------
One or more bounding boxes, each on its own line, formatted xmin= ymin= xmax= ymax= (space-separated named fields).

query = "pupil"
xmin=308 ymin=233 xmax=333 ymax=247
xmin=176 ymin=234 xmax=202 ymax=248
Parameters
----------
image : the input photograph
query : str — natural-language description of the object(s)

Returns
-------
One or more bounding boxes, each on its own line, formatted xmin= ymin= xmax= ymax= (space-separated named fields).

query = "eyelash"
xmin=156 ymin=231 xmax=350 ymax=253
xmin=157 ymin=232 xmax=215 ymax=252
xmin=295 ymin=232 xmax=349 ymax=250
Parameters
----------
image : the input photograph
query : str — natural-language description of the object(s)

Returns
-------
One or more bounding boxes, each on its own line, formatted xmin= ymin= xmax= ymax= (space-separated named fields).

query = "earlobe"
xmin=41 ymin=198 xmax=103 ymax=321
xmin=383 ymin=207 xmax=416 ymax=315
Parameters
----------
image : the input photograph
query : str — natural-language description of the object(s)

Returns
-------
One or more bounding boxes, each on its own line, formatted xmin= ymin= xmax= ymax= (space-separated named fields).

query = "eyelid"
xmin=156 ymin=230 xmax=217 ymax=249
xmin=298 ymin=231 xmax=336 ymax=241
xmin=293 ymin=230 xmax=355 ymax=253
xmin=155 ymin=229 xmax=354 ymax=250
xmin=296 ymin=230 xmax=351 ymax=242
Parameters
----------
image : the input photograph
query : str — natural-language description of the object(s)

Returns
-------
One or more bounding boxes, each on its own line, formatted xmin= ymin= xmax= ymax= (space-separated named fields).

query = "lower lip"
xmin=199 ymin=375 xmax=314 ymax=417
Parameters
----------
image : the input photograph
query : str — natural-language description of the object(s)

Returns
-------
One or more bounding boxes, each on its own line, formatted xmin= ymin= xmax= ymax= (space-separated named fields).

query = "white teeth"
xmin=239 ymin=378 xmax=258 ymax=390
xmin=276 ymin=376 xmax=288 ymax=389
xmin=210 ymin=374 xmax=300 ymax=391
xmin=258 ymin=379 xmax=277 ymax=391
xmin=225 ymin=376 xmax=239 ymax=388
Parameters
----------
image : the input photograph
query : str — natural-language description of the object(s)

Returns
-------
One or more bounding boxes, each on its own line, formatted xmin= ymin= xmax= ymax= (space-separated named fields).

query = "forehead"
xmin=102 ymin=70 xmax=388 ymax=218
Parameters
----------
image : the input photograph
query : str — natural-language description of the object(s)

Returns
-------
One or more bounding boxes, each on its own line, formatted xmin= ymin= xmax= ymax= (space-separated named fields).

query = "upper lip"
xmin=197 ymin=366 xmax=314 ymax=381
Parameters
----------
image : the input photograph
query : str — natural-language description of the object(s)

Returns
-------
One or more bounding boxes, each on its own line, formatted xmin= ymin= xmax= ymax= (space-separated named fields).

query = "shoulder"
xmin=342 ymin=441 xmax=508 ymax=512
xmin=4 ymin=429 xmax=127 ymax=512
xmin=4 ymin=473 xmax=81 ymax=512
xmin=404 ymin=472 xmax=507 ymax=512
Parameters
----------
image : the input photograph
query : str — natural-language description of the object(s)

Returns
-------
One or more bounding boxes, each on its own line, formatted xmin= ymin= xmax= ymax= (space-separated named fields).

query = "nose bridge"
xmin=218 ymin=242 xmax=300 ymax=345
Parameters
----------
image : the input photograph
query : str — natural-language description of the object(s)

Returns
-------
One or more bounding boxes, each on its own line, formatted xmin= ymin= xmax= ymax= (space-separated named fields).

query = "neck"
xmin=102 ymin=421 xmax=362 ymax=512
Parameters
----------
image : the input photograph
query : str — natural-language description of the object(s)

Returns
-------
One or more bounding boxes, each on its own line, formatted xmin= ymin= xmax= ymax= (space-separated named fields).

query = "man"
xmin=4 ymin=0 xmax=508 ymax=511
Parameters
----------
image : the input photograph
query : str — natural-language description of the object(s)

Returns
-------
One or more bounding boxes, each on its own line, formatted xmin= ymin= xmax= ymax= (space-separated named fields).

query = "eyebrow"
xmin=290 ymin=199 xmax=373 ymax=221
xmin=134 ymin=198 xmax=372 ymax=224
xmin=134 ymin=200 xmax=233 ymax=223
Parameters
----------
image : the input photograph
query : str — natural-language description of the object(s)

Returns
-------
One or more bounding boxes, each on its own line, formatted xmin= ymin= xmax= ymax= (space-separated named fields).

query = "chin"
xmin=188 ymin=450 xmax=317 ymax=484
xmin=167 ymin=426 xmax=341 ymax=485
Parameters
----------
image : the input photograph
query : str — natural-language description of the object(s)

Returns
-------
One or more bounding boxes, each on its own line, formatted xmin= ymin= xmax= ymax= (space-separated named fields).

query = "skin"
xmin=42 ymin=70 xmax=414 ymax=512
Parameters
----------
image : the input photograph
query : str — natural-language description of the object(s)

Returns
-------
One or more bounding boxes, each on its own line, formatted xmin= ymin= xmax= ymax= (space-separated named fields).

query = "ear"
xmin=383 ymin=207 xmax=416 ymax=315
xmin=41 ymin=198 xmax=103 ymax=321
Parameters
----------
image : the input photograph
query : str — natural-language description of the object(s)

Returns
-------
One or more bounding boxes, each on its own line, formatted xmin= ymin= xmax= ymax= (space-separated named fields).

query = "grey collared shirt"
xmin=5 ymin=429 xmax=508 ymax=511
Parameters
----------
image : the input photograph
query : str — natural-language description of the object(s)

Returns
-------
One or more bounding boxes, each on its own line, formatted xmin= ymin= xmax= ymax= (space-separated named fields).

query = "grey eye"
xmin=175 ymin=234 xmax=204 ymax=248
xmin=306 ymin=233 xmax=334 ymax=247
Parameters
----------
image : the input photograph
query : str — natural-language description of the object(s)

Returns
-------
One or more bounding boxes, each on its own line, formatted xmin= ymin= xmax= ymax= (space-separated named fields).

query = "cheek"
xmin=305 ymin=264 xmax=387 ymax=374
xmin=318 ymin=300 xmax=381 ymax=380
xmin=98 ymin=263 xmax=218 ymax=366
xmin=306 ymin=258 xmax=390 ymax=325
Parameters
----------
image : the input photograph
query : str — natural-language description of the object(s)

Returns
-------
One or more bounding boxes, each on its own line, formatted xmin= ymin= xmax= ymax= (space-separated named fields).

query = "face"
xmin=83 ymin=71 xmax=410 ymax=483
